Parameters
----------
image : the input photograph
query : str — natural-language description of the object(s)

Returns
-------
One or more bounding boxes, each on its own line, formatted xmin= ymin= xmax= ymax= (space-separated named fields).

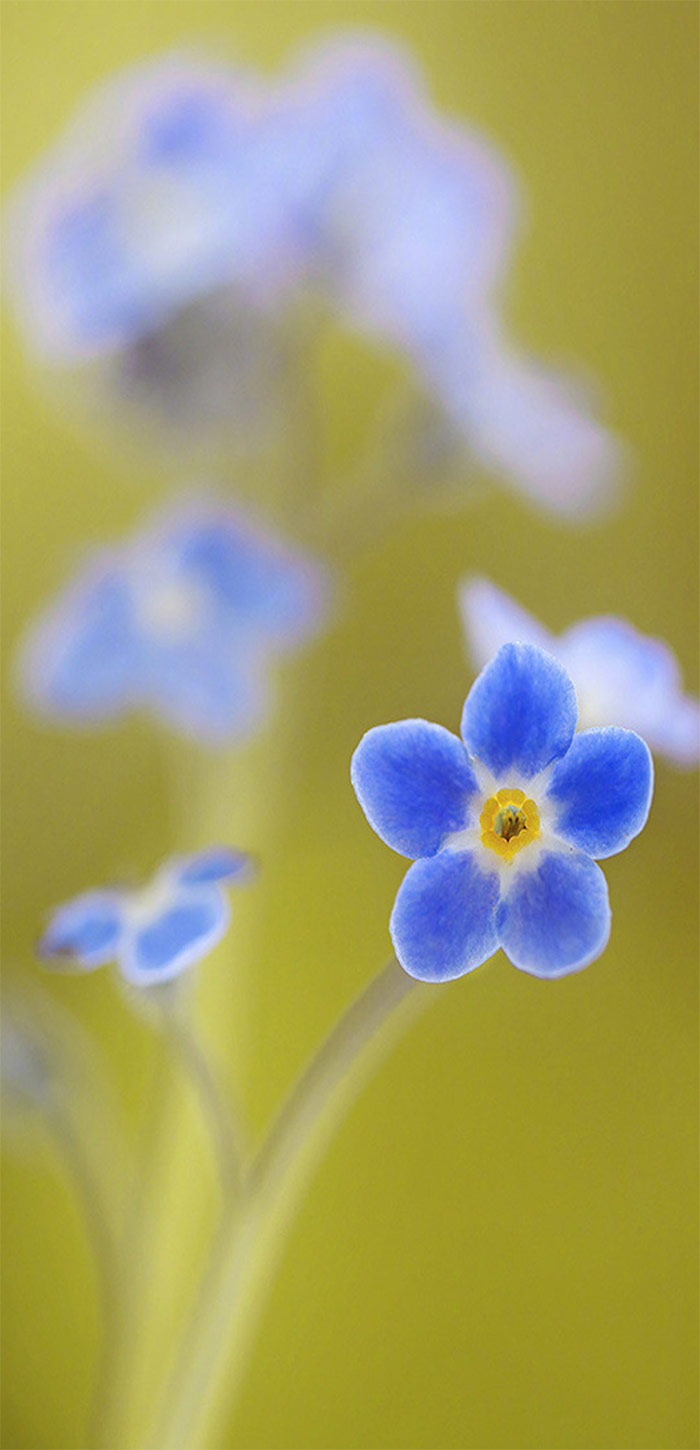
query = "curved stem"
xmin=152 ymin=958 xmax=435 ymax=1450
xmin=96 ymin=1026 xmax=172 ymax=1449
xmin=159 ymin=1001 xmax=245 ymax=1202
xmin=45 ymin=1096 xmax=119 ymax=1450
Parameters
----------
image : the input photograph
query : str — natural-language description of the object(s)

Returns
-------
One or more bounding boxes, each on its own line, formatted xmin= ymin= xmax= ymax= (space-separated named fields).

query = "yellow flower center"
xmin=480 ymin=787 xmax=540 ymax=861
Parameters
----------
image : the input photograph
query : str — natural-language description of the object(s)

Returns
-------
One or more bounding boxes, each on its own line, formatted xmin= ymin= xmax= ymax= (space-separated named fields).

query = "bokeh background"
xmin=2 ymin=3 xmax=698 ymax=1449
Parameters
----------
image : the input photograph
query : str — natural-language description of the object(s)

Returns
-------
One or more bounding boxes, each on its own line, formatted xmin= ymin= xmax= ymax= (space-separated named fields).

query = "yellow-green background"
xmin=2 ymin=3 xmax=698 ymax=1448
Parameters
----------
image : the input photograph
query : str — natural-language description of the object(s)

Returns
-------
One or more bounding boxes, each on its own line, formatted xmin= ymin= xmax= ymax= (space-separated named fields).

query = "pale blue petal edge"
xmin=173 ymin=847 xmax=255 ymax=886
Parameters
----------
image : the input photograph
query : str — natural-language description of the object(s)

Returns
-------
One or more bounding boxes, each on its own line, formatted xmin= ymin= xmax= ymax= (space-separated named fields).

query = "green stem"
xmin=159 ymin=999 xmax=246 ymax=1202
xmin=96 ymin=1026 xmax=172 ymax=1449
xmin=45 ymin=1096 xmax=119 ymax=1450
xmin=152 ymin=958 xmax=434 ymax=1450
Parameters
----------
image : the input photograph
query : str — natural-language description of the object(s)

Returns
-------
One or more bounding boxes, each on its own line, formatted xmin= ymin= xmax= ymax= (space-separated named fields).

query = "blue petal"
xmin=20 ymin=561 xmax=140 ymax=721
xmin=390 ymin=849 xmax=500 ymax=982
xmin=45 ymin=192 xmax=156 ymax=349
xmin=142 ymin=633 xmax=270 ymax=745
xmin=458 ymin=577 xmax=554 ymax=674
xmin=461 ymin=642 xmax=577 ymax=779
xmin=547 ymin=728 xmax=653 ymax=859
xmin=173 ymin=512 xmax=327 ymax=647
xmin=121 ymin=890 xmax=230 ymax=984
xmin=38 ymin=891 xmax=125 ymax=968
xmin=496 ymin=850 xmax=610 ymax=978
xmin=559 ymin=617 xmax=700 ymax=765
xmin=173 ymin=847 xmax=254 ymax=886
xmin=659 ymin=694 xmax=700 ymax=768
xmin=351 ymin=720 xmax=480 ymax=859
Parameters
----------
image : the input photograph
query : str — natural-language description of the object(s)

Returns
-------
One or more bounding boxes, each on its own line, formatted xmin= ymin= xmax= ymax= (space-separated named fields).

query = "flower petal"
xmin=463 ymin=343 xmax=622 ymax=518
xmin=458 ymin=577 xmax=555 ymax=674
xmin=172 ymin=510 xmax=327 ymax=647
xmin=546 ymin=728 xmax=653 ymax=859
xmin=461 ymin=642 xmax=577 ymax=779
xmin=173 ymin=847 xmax=255 ymax=886
xmin=390 ymin=849 xmax=500 ymax=981
xmin=496 ymin=850 xmax=610 ymax=978
xmin=351 ymin=719 xmax=479 ymax=859
xmin=659 ymin=694 xmax=700 ymax=768
xmin=121 ymin=890 xmax=230 ymax=985
xmin=143 ymin=634 xmax=270 ymax=745
xmin=19 ymin=560 xmax=139 ymax=721
xmin=38 ymin=891 xmax=125 ymax=968
xmin=559 ymin=617 xmax=700 ymax=765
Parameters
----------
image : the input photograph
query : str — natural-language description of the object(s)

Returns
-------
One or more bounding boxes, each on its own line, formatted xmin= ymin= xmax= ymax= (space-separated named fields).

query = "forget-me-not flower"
xmin=460 ymin=577 xmax=700 ymax=767
xmin=351 ymin=643 xmax=653 ymax=981
xmin=37 ymin=847 xmax=253 ymax=986
xmin=6 ymin=52 xmax=309 ymax=363
xmin=284 ymin=36 xmax=514 ymax=354
xmin=284 ymin=38 xmax=620 ymax=518
xmin=18 ymin=498 xmax=328 ymax=745
xmin=6 ymin=37 xmax=622 ymax=515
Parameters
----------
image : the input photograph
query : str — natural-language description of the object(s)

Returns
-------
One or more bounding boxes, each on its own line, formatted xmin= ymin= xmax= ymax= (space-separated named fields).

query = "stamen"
xmin=480 ymin=788 xmax=540 ymax=861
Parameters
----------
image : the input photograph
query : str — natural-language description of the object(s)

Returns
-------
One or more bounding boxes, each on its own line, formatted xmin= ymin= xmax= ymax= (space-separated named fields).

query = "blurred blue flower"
xmin=277 ymin=37 xmax=513 ymax=349
xmin=7 ymin=53 xmax=308 ymax=362
xmin=287 ymin=40 xmax=620 ymax=518
xmin=423 ymin=322 xmax=624 ymax=518
xmin=37 ymin=847 xmax=253 ymax=985
xmin=6 ymin=35 xmax=622 ymax=512
xmin=460 ymin=577 xmax=700 ymax=767
xmin=18 ymin=499 xmax=328 ymax=744
xmin=351 ymin=643 xmax=653 ymax=981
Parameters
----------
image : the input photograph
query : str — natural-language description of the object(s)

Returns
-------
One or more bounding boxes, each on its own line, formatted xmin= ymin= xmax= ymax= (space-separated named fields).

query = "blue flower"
xmin=279 ymin=36 xmax=514 ymax=352
xmin=460 ymin=577 xmax=699 ymax=767
xmin=17 ymin=498 xmax=328 ymax=745
xmin=37 ymin=847 xmax=253 ymax=985
xmin=7 ymin=38 xmax=621 ymax=514
xmin=351 ymin=643 xmax=653 ymax=982
xmin=6 ymin=53 xmax=308 ymax=363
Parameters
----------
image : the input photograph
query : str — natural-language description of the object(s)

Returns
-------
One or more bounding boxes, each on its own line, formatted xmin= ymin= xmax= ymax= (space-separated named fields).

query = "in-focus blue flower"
xmin=460 ymin=577 xmax=700 ymax=767
xmin=37 ymin=847 xmax=253 ymax=985
xmin=17 ymin=498 xmax=328 ymax=745
xmin=351 ymin=643 xmax=653 ymax=982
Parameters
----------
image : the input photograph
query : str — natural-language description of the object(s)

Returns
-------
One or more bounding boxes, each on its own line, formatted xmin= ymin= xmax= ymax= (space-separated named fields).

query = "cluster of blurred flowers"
xmin=7 ymin=34 xmax=620 ymax=513
xmin=5 ymin=30 xmax=696 ymax=993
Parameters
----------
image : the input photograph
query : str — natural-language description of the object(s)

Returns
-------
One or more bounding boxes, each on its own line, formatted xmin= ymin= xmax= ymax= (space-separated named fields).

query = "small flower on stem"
xmin=37 ymin=847 xmax=254 ymax=986
xmin=17 ymin=498 xmax=328 ymax=744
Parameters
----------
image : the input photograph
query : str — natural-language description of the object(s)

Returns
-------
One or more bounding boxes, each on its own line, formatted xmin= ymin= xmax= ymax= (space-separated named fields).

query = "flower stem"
xmin=152 ymin=958 xmax=434 ymax=1450
xmin=45 ymin=1096 xmax=119 ymax=1450
xmin=158 ymin=998 xmax=246 ymax=1201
